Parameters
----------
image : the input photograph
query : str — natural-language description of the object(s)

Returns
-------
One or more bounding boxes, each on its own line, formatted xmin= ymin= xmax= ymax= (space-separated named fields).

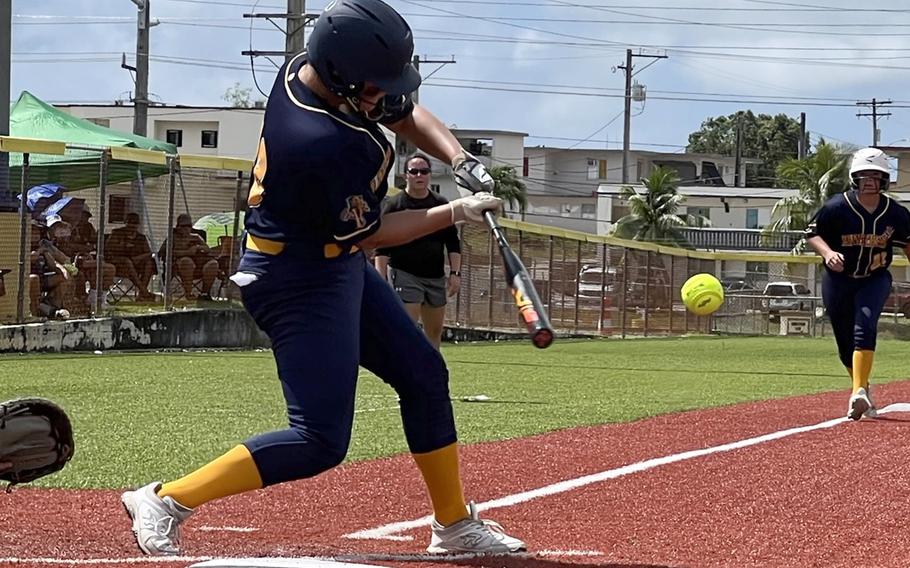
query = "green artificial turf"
xmin=3 ymin=336 xmax=908 ymax=488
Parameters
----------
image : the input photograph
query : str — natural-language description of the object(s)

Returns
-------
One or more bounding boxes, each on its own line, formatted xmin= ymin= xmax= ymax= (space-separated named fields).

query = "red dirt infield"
xmin=3 ymin=381 xmax=910 ymax=568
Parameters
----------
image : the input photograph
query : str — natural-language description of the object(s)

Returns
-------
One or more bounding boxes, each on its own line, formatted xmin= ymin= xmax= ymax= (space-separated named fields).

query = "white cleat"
xmin=427 ymin=501 xmax=526 ymax=554
xmin=864 ymin=385 xmax=878 ymax=418
xmin=847 ymin=388 xmax=872 ymax=421
xmin=121 ymin=481 xmax=193 ymax=556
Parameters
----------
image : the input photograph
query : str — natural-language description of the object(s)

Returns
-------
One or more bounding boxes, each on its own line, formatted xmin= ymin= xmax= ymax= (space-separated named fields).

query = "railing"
xmin=681 ymin=227 xmax=804 ymax=252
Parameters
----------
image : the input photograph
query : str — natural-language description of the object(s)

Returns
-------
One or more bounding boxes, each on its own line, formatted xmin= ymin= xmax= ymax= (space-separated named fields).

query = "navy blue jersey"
xmin=245 ymin=53 xmax=394 ymax=246
xmin=375 ymin=191 xmax=461 ymax=278
xmin=806 ymin=190 xmax=910 ymax=277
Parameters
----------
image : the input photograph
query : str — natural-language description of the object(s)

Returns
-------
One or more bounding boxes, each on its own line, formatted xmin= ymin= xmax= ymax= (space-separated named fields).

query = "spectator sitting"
xmin=29 ymin=215 xmax=77 ymax=319
xmin=57 ymin=208 xmax=116 ymax=308
xmin=106 ymin=212 xmax=158 ymax=301
xmin=158 ymin=213 xmax=219 ymax=300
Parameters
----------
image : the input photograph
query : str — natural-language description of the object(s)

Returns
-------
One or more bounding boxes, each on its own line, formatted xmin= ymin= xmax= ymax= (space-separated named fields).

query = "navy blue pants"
xmin=822 ymin=269 xmax=892 ymax=369
xmin=236 ymin=246 xmax=456 ymax=487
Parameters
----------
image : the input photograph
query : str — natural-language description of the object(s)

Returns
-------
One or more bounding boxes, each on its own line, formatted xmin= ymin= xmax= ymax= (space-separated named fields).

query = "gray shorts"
xmin=390 ymin=267 xmax=447 ymax=307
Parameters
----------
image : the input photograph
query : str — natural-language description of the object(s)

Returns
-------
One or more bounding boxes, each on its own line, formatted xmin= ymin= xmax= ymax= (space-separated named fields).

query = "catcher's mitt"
xmin=0 ymin=398 xmax=74 ymax=486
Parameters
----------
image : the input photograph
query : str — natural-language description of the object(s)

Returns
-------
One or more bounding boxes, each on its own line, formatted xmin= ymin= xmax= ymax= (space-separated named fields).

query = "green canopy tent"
xmin=7 ymin=91 xmax=177 ymax=190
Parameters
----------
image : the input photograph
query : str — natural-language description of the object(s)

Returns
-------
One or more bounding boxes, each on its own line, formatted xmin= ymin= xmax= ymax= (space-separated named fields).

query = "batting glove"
xmin=452 ymin=151 xmax=495 ymax=196
xmin=450 ymin=192 xmax=502 ymax=225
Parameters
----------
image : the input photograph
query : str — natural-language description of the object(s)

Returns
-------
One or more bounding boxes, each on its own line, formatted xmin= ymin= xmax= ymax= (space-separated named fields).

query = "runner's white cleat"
xmin=847 ymin=388 xmax=872 ymax=421
xmin=121 ymin=481 xmax=193 ymax=556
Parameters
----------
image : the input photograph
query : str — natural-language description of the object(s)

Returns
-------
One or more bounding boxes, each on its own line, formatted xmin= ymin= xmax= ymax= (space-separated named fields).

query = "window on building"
xmin=687 ymin=206 xmax=711 ymax=220
xmin=430 ymin=184 xmax=441 ymax=193
xmin=108 ymin=194 xmax=129 ymax=224
xmin=166 ymin=129 xmax=183 ymax=147
xmin=581 ymin=203 xmax=596 ymax=219
xmin=86 ymin=118 xmax=110 ymax=128
xmin=587 ymin=159 xmax=608 ymax=180
xmin=746 ymin=208 xmax=759 ymax=229
xmin=523 ymin=156 xmax=529 ymax=177
xmin=464 ymin=138 xmax=493 ymax=157
xmin=201 ymin=130 xmax=218 ymax=148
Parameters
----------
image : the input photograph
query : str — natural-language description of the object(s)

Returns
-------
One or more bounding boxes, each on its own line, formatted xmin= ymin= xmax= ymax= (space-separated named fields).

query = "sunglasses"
xmin=407 ymin=168 xmax=431 ymax=176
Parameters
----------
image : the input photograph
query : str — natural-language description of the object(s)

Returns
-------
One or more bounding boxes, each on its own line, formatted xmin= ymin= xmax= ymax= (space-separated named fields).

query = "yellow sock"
xmin=159 ymin=445 xmax=263 ymax=509
xmin=852 ymin=350 xmax=874 ymax=393
xmin=412 ymin=443 xmax=467 ymax=526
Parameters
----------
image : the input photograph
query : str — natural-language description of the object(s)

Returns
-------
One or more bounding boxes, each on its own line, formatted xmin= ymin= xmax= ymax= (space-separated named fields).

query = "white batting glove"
xmin=450 ymin=192 xmax=502 ymax=225
xmin=452 ymin=151 xmax=495 ymax=196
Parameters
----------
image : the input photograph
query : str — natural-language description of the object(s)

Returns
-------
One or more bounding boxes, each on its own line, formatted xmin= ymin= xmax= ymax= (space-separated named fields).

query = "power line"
xmin=395 ymin=0 xmax=910 ymax=11
xmin=422 ymin=82 xmax=910 ymax=108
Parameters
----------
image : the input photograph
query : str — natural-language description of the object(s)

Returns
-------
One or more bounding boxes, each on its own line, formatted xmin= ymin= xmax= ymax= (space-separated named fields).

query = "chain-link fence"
xmin=450 ymin=220 xmax=910 ymax=339
xmin=2 ymin=135 xmax=909 ymax=343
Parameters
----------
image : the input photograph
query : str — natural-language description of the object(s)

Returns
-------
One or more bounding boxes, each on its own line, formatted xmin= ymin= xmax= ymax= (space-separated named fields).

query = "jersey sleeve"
xmin=894 ymin=204 xmax=910 ymax=248
xmin=804 ymin=199 xmax=837 ymax=243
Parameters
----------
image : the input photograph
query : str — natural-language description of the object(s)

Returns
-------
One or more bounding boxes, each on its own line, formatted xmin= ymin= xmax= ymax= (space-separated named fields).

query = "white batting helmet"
xmin=849 ymin=147 xmax=891 ymax=190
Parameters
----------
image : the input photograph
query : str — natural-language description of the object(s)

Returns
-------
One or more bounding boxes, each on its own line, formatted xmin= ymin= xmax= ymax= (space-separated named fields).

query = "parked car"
xmin=576 ymin=265 xmax=617 ymax=300
xmin=721 ymin=278 xmax=761 ymax=295
xmin=762 ymin=281 xmax=813 ymax=314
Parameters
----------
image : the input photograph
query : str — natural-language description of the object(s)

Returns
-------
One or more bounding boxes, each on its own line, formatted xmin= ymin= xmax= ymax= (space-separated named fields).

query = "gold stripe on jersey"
xmin=248 ymin=136 xmax=268 ymax=208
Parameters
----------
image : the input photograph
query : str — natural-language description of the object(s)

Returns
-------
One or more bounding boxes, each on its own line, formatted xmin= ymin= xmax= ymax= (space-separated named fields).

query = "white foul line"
xmin=343 ymin=403 xmax=910 ymax=541
xmin=0 ymin=550 xmax=604 ymax=566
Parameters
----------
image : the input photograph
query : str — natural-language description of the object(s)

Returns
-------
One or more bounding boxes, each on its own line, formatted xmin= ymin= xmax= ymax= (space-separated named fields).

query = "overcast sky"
xmin=11 ymin=0 xmax=910 ymax=160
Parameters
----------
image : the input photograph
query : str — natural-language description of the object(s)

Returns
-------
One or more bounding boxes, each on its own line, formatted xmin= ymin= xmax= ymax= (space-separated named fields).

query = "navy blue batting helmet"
xmin=307 ymin=0 xmax=421 ymax=99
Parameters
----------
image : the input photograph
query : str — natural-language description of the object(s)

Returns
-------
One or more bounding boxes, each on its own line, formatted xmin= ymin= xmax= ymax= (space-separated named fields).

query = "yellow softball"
xmin=681 ymin=273 xmax=724 ymax=316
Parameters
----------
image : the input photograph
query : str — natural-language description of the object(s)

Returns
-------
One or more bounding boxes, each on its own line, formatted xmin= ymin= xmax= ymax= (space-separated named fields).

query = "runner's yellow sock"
xmin=852 ymin=350 xmax=874 ymax=393
xmin=158 ymin=445 xmax=263 ymax=509
xmin=413 ymin=443 xmax=468 ymax=526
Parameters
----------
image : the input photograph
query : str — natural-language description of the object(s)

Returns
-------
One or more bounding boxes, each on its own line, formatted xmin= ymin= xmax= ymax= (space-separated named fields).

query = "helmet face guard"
xmin=355 ymin=93 xmax=412 ymax=122
xmin=851 ymin=171 xmax=889 ymax=192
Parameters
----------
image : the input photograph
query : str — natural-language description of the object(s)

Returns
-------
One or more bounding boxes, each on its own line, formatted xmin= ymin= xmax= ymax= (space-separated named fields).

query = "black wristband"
xmin=449 ymin=270 xmax=461 ymax=276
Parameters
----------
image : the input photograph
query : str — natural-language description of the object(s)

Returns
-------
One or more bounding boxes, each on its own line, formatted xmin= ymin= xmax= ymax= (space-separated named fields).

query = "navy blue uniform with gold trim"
xmin=245 ymin=54 xmax=392 ymax=248
xmin=806 ymin=190 xmax=910 ymax=367
xmin=235 ymin=53 xmax=455 ymax=486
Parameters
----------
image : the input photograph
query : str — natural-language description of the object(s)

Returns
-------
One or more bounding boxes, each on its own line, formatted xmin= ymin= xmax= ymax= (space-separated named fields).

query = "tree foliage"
xmin=763 ymin=141 xmax=851 ymax=252
xmin=610 ymin=166 xmax=709 ymax=247
xmin=687 ymin=110 xmax=803 ymax=187
xmin=489 ymin=165 xmax=528 ymax=213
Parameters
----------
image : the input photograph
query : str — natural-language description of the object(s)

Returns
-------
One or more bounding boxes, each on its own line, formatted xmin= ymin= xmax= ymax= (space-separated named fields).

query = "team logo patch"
xmin=340 ymin=195 xmax=371 ymax=229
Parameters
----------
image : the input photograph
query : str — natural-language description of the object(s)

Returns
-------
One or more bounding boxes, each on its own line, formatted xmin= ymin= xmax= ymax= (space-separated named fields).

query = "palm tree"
xmin=489 ymin=165 xmax=528 ymax=216
xmin=764 ymin=141 xmax=852 ymax=251
xmin=610 ymin=166 xmax=708 ymax=247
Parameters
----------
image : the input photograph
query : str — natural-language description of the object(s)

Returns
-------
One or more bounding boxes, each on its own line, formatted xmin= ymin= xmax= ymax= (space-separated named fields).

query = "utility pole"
xmin=856 ymin=98 xmax=891 ymax=147
xmin=286 ymin=0 xmax=306 ymax=61
xmin=400 ymin=55 xmax=455 ymax=177
xmin=734 ymin=116 xmax=743 ymax=188
xmin=0 ymin=0 xmax=14 ymax=210
xmin=618 ymin=49 xmax=668 ymax=184
xmin=798 ymin=112 xmax=807 ymax=160
xmin=242 ymin=6 xmax=319 ymax=59
xmin=130 ymin=0 xmax=151 ymax=137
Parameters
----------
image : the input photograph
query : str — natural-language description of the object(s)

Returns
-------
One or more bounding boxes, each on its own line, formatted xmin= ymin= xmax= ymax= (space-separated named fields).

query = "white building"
xmin=58 ymin=103 xmax=266 ymax=160
xmin=522 ymin=147 xmax=760 ymax=233
xmin=407 ymin=129 xmax=527 ymax=202
xmin=595 ymin=185 xmax=794 ymax=236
